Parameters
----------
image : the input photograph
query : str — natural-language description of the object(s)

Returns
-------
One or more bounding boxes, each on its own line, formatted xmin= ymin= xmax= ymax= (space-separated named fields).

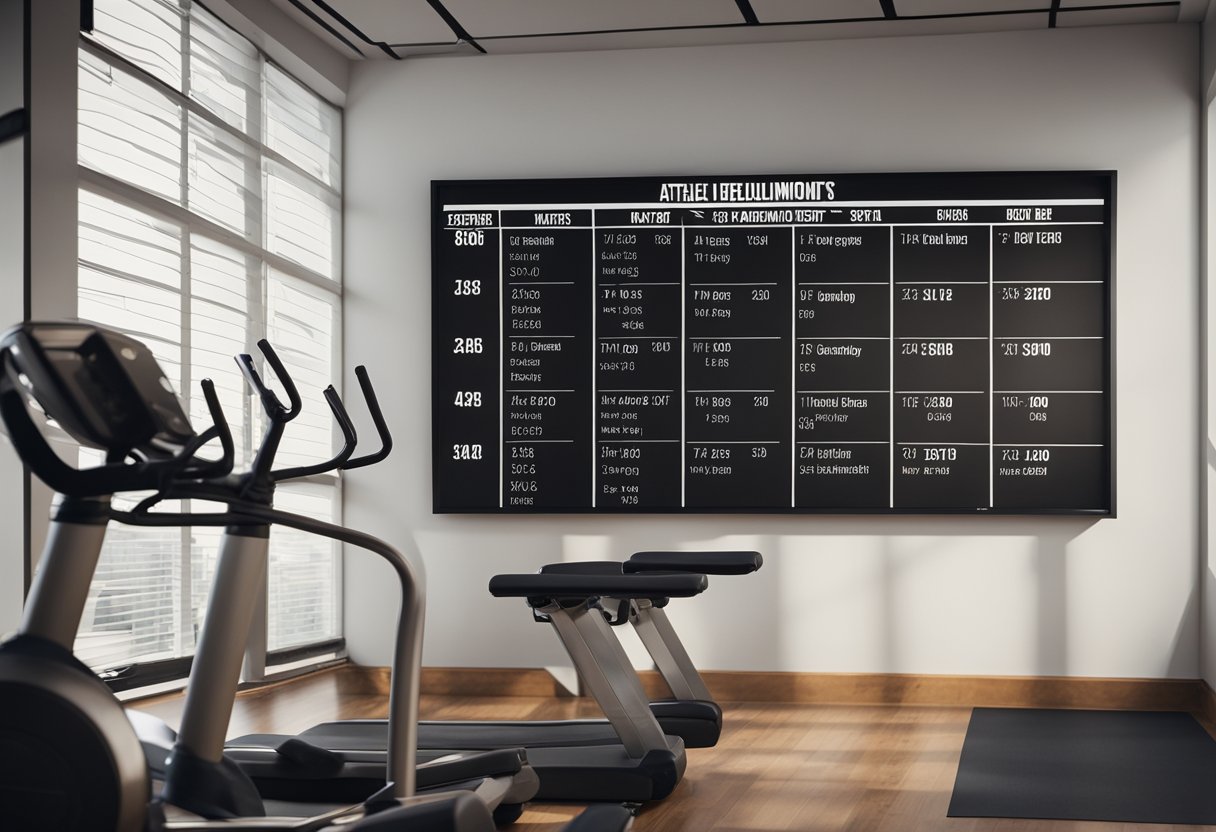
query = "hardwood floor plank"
xmin=129 ymin=669 xmax=1216 ymax=831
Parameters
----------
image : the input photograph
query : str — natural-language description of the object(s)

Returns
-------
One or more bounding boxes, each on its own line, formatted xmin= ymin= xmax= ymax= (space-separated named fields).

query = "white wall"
xmin=0 ymin=0 xmax=25 ymax=636
xmin=0 ymin=0 xmax=78 ymax=633
xmin=23 ymin=0 xmax=80 ymax=577
xmin=344 ymin=23 xmax=1201 ymax=679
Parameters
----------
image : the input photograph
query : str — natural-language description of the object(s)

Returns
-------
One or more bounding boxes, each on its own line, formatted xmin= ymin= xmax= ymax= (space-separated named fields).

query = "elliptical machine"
xmin=0 ymin=321 xmax=631 ymax=832
xmin=127 ymin=338 xmax=536 ymax=821
xmin=0 ymin=323 xmax=217 ymax=831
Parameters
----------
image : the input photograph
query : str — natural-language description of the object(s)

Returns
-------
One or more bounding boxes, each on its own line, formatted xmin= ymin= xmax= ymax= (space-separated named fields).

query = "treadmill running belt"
xmin=228 ymin=698 xmax=721 ymax=754
xmin=302 ymin=720 xmax=638 ymax=750
xmin=948 ymin=708 xmax=1216 ymax=825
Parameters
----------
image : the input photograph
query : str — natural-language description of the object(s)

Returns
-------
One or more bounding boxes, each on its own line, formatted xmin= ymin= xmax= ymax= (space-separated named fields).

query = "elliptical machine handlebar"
xmin=188 ymin=380 xmax=237 ymax=479
xmin=236 ymin=340 xmax=301 ymax=496
xmin=269 ymin=364 xmax=394 ymax=480
xmin=236 ymin=339 xmax=302 ymax=422
xmin=237 ymin=343 xmax=392 ymax=487
xmin=129 ymin=347 xmax=389 ymax=506
xmin=344 ymin=365 xmax=393 ymax=470
xmin=272 ymin=385 xmax=357 ymax=481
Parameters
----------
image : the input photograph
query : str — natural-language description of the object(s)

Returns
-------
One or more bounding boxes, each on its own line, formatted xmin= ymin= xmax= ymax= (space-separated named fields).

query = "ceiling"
xmin=269 ymin=0 xmax=1211 ymax=60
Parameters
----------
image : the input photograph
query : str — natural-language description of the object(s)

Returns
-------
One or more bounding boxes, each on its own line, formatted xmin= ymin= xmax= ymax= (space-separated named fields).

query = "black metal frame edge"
xmin=1049 ymin=0 xmax=1062 ymax=28
xmin=104 ymin=655 xmax=194 ymax=693
xmin=1107 ymin=172 xmax=1117 ymax=518
xmin=431 ymin=169 xmax=1117 ymax=518
xmin=436 ymin=506 xmax=1113 ymax=517
xmin=734 ymin=0 xmax=759 ymax=26
xmin=265 ymin=637 xmax=345 ymax=667
xmin=431 ymin=180 xmax=444 ymax=514
xmin=103 ymin=638 xmax=346 ymax=693
xmin=880 ymin=0 xmax=898 ymax=19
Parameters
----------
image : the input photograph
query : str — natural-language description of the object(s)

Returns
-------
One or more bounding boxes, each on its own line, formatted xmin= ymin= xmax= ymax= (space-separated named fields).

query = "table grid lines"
xmin=437 ymin=183 xmax=1111 ymax=513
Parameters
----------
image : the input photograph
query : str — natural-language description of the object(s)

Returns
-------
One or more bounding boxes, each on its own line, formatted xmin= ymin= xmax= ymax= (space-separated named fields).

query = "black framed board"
xmin=432 ymin=172 xmax=1115 ymax=515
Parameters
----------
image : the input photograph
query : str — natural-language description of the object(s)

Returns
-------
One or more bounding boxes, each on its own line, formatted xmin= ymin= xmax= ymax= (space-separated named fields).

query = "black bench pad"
xmin=626 ymin=550 xmax=762 ymax=575
xmin=489 ymin=572 xmax=707 ymax=601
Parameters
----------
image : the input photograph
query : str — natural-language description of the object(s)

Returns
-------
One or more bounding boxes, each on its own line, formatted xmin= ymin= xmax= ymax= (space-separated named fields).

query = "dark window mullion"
xmin=241 ymin=47 xmax=271 ymax=681
xmin=178 ymin=0 xmax=194 ymax=662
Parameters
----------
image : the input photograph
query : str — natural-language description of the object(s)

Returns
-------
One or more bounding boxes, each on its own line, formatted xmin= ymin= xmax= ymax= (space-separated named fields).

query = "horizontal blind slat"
xmin=73 ymin=0 xmax=342 ymax=675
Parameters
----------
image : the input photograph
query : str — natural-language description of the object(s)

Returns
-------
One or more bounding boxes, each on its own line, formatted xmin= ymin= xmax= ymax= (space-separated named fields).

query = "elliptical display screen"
xmin=432 ymin=171 xmax=1114 ymax=515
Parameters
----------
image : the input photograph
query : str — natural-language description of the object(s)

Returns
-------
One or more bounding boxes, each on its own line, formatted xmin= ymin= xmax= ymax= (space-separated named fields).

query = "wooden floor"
xmin=133 ymin=669 xmax=1216 ymax=832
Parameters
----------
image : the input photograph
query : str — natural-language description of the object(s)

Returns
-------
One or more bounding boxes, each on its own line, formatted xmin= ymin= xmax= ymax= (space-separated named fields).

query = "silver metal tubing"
xmin=114 ymin=503 xmax=423 ymax=799
xmin=250 ymin=509 xmax=423 ymax=799
xmin=242 ymin=557 xmax=269 ymax=684
xmin=20 ymin=500 xmax=111 ymax=650
xmin=542 ymin=600 xmax=670 ymax=758
xmin=628 ymin=600 xmax=713 ymax=702
xmin=176 ymin=530 xmax=269 ymax=763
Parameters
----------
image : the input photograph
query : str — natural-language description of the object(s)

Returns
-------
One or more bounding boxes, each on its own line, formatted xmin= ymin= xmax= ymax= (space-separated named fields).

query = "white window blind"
xmin=74 ymin=0 xmax=343 ymax=676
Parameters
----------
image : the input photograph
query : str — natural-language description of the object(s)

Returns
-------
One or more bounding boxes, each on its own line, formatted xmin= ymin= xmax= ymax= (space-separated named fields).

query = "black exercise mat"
xmin=948 ymin=708 xmax=1216 ymax=825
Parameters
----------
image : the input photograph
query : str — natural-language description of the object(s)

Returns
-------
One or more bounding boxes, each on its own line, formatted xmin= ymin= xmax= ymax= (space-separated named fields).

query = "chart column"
xmin=500 ymin=210 xmax=593 ymax=509
xmin=684 ymin=223 xmax=792 ymax=508
xmin=991 ymin=217 xmax=1109 ymax=509
xmin=892 ymin=219 xmax=991 ymax=507
xmin=433 ymin=211 xmax=502 ymax=510
xmin=793 ymin=225 xmax=892 ymax=508
xmin=594 ymin=211 xmax=683 ymax=509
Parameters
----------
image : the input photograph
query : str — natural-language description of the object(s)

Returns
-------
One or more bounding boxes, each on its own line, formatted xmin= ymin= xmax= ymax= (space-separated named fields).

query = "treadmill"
xmin=541 ymin=549 xmax=763 ymax=747
xmin=228 ymin=552 xmax=762 ymax=801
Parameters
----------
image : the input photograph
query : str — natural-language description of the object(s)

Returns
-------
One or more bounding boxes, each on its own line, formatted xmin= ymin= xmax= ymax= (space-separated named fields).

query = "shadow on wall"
xmin=349 ymin=494 xmax=1194 ymax=678
xmin=541 ymin=518 xmax=1108 ymax=679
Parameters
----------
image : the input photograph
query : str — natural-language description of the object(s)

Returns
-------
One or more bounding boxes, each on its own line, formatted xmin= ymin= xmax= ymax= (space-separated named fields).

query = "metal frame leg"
xmin=629 ymin=600 xmax=713 ymax=702
xmin=542 ymin=600 xmax=670 ymax=759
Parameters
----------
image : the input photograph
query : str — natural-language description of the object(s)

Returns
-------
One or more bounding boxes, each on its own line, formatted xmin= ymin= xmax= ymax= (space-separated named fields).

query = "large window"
xmin=75 ymin=0 xmax=343 ymax=682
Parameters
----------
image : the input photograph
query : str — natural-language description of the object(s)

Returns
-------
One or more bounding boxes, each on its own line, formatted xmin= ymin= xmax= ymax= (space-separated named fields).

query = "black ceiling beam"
xmin=880 ymin=0 xmax=898 ymax=18
xmin=305 ymin=0 xmax=402 ymax=58
xmin=283 ymin=0 xmax=364 ymax=57
xmin=735 ymin=0 xmax=760 ymax=25
xmin=406 ymin=3 xmax=1121 ymax=48
xmin=1049 ymin=0 xmax=1062 ymax=28
xmin=428 ymin=0 xmax=486 ymax=54
xmin=368 ymin=1 xmax=1183 ymax=54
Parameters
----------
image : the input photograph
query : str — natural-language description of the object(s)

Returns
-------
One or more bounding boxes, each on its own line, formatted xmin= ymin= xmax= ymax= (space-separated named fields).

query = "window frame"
xmin=76 ymin=1 xmax=346 ymax=688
